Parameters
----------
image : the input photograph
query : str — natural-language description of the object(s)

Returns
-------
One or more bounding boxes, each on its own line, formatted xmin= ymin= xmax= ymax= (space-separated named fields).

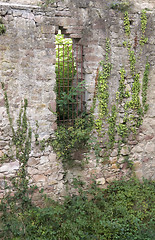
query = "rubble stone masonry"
xmin=0 ymin=0 xmax=155 ymax=199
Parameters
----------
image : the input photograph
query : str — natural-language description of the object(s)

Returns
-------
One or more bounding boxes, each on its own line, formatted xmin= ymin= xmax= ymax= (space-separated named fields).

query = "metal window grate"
xmin=56 ymin=43 xmax=85 ymax=124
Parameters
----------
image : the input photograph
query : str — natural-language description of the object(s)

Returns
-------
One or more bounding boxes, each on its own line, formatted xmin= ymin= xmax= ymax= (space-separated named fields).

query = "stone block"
xmin=111 ymin=164 xmax=118 ymax=170
xmin=131 ymin=145 xmax=144 ymax=153
xmin=27 ymin=167 xmax=39 ymax=175
xmin=85 ymin=55 xmax=102 ymax=62
xmin=28 ymin=157 xmax=39 ymax=166
xmin=70 ymin=33 xmax=82 ymax=39
xmin=51 ymin=122 xmax=57 ymax=130
xmin=49 ymin=153 xmax=57 ymax=162
xmin=0 ymin=161 xmax=19 ymax=173
xmin=120 ymin=146 xmax=129 ymax=156
xmin=40 ymin=156 xmax=49 ymax=164
xmin=111 ymin=149 xmax=118 ymax=157
xmin=106 ymin=176 xmax=116 ymax=183
xmin=0 ymin=150 xmax=4 ymax=157
xmin=41 ymin=25 xmax=55 ymax=34
xmin=50 ymin=100 xmax=56 ymax=112
xmin=55 ymin=10 xmax=72 ymax=17
xmin=96 ymin=177 xmax=105 ymax=185
xmin=57 ymin=181 xmax=63 ymax=190
xmin=145 ymin=142 xmax=155 ymax=153
xmin=133 ymin=161 xmax=142 ymax=171
xmin=33 ymin=174 xmax=46 ymax=182
xmin=110 ymin=157 xmax=117 ymax=164
xmin=0 ymin=179 xmax=5 ymax=189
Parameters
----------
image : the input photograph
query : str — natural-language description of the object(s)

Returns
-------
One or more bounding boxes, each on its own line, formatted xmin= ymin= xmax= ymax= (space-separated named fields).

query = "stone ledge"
xmin=0 ymin=2 xmax=40 ymax=9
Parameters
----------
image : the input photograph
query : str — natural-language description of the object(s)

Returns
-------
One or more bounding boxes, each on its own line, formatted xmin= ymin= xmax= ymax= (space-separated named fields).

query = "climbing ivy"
xmin=50 ymin=113 xmax=94 ymax=167
xmin=107 ymin=105 xmax=117 ymax=149
xmin=140 ymin=10 xmax=148 ymax=46
xmin=142 ymin=61 xmax=150 ymax=112
xmin=128 ymin=50 xmax=136 ymax=76
xmin=117 ymin=67 xmax=130 ymax=102
xmin=124 ymin=11 xmax=130 ymax=36
xmin=0 ymin=18 xmax=6 ymax=35
xmin=0 ymin=84 xmax=37 ymax=239
xmin=1 ymin=83 xmax=32 ymax=165
xmin=95 ymin=38 xmax=112 ymax=134
xmin=0 ymin=7 xmax=152 ymax=239
xmin=94 ymin=9 xmax=150 ymax=166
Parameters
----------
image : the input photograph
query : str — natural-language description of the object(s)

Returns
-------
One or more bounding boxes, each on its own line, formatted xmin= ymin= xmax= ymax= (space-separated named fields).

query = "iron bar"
xmin=67 ymin=45 xmax=70 ymax=120
xmin=72 ymin=44 xmax=74 ymax=123
xmin=81 ymin=45 xmax=83 ymax=112
xmin=63 ymin=44 xmax=65 ymax=121
xmin=56 ymin=43 xmax=84 ymax=124
xmin=76 ymin=44 xmax=79 ymax=117
xmin=58 ymin=44 xmax=60 ymax=121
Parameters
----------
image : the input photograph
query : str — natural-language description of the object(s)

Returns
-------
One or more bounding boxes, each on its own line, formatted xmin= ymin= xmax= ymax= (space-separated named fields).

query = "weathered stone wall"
xmin=0 ymin=0 xmax=155 ymax=200
xmin=0 ymin=1 xmax=59 ymax=199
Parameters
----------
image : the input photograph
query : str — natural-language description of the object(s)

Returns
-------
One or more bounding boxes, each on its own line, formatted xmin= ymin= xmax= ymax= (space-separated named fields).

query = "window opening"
xmin=55 ymin=30 xmax=85 ymax=125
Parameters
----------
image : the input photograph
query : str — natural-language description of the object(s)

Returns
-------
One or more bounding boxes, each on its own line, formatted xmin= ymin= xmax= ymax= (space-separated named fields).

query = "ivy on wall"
xmin=0 ymin=9 xmax=150 ymax=171
xmin=45 ymin=9 xmax=150 ymax=168
xmin=95 ymin=39 xmax=112 ymax=135
xmin=0 ymin=18 xmax=6 ymax=35
xmin=0 ymin=83 xmax=37 ymax=224
xmin=93 ymin=10 xmax=150 ymax=166
xmin=0 ymin=7 xmax=153 ymax=239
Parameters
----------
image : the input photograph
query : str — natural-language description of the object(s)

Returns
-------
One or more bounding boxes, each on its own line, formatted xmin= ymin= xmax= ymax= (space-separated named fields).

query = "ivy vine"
xmin=124 ymin=11 xmax=130 ymax=37
xmin=95 ymin=38 xmax=112 ymax=134
xmin=140 ymin=10 xmax=148 ymax=46
xmin=0 ymin=83 xmax=37 ymax=224
xmin=94 ymin=9 xmax=150 ymax=167
xmin=0 ymin=18 xmax=6 ymax=35
xmin=142 ymin=61 xmax=150 ymax=112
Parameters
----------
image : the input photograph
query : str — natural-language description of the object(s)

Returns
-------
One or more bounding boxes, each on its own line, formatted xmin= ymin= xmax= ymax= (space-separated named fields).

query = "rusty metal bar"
xmin=67 ymin=45 xmax=70 ymax=120
xmin=56 ymin=42 xmax=84 ymax=124
xmin=76 ymin=44 xmax=79 ymax=117
xmin=81 ymin=45 xmax=83 ymax=113
xmin=63 ymin=44 xmax=65 ymax=121
xmin=58 ymin=44 xmax=60 ymax=121
xmin=72 ymin=44 xmax=74 ymax=123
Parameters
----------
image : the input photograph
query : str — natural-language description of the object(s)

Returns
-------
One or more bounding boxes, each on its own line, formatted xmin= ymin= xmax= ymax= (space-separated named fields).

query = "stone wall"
xmin=0 ymin=0 xmax=155 ymax=200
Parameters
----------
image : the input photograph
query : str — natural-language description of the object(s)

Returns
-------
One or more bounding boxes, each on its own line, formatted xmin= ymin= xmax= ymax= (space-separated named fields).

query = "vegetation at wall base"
xmin=2 ymin=86 xmax=154 ymax=240
xmin=0 ymin=178 xmax=155 ymax=239
xmin=0 ymin=8 xmax=153 ymax=240
xmin=51 ymin=112 xmax=94 ymax=166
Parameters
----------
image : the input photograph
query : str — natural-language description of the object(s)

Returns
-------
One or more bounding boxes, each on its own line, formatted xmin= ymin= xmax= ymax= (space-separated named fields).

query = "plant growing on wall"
xmin=0 ymin=84 xmax=38 ymax=238
xmin=94 ymin=10 xmax=150 ymax=165
xmin=1 ymin=177 xmax=155 ymax=239
xmin=35 ymin=32 xmax=91 ymax=167
xmin=140 ymin=10 xmax=148 ymax=45
xmin=0 ymin=18 xmax=6 ymax=35
xmin=109 ymin=0 xmax=131 ymax=12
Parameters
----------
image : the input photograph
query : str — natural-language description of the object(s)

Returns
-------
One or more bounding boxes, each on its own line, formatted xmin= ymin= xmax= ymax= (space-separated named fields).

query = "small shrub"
xmin=51 ymin=112 xmax=94 ymax=166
